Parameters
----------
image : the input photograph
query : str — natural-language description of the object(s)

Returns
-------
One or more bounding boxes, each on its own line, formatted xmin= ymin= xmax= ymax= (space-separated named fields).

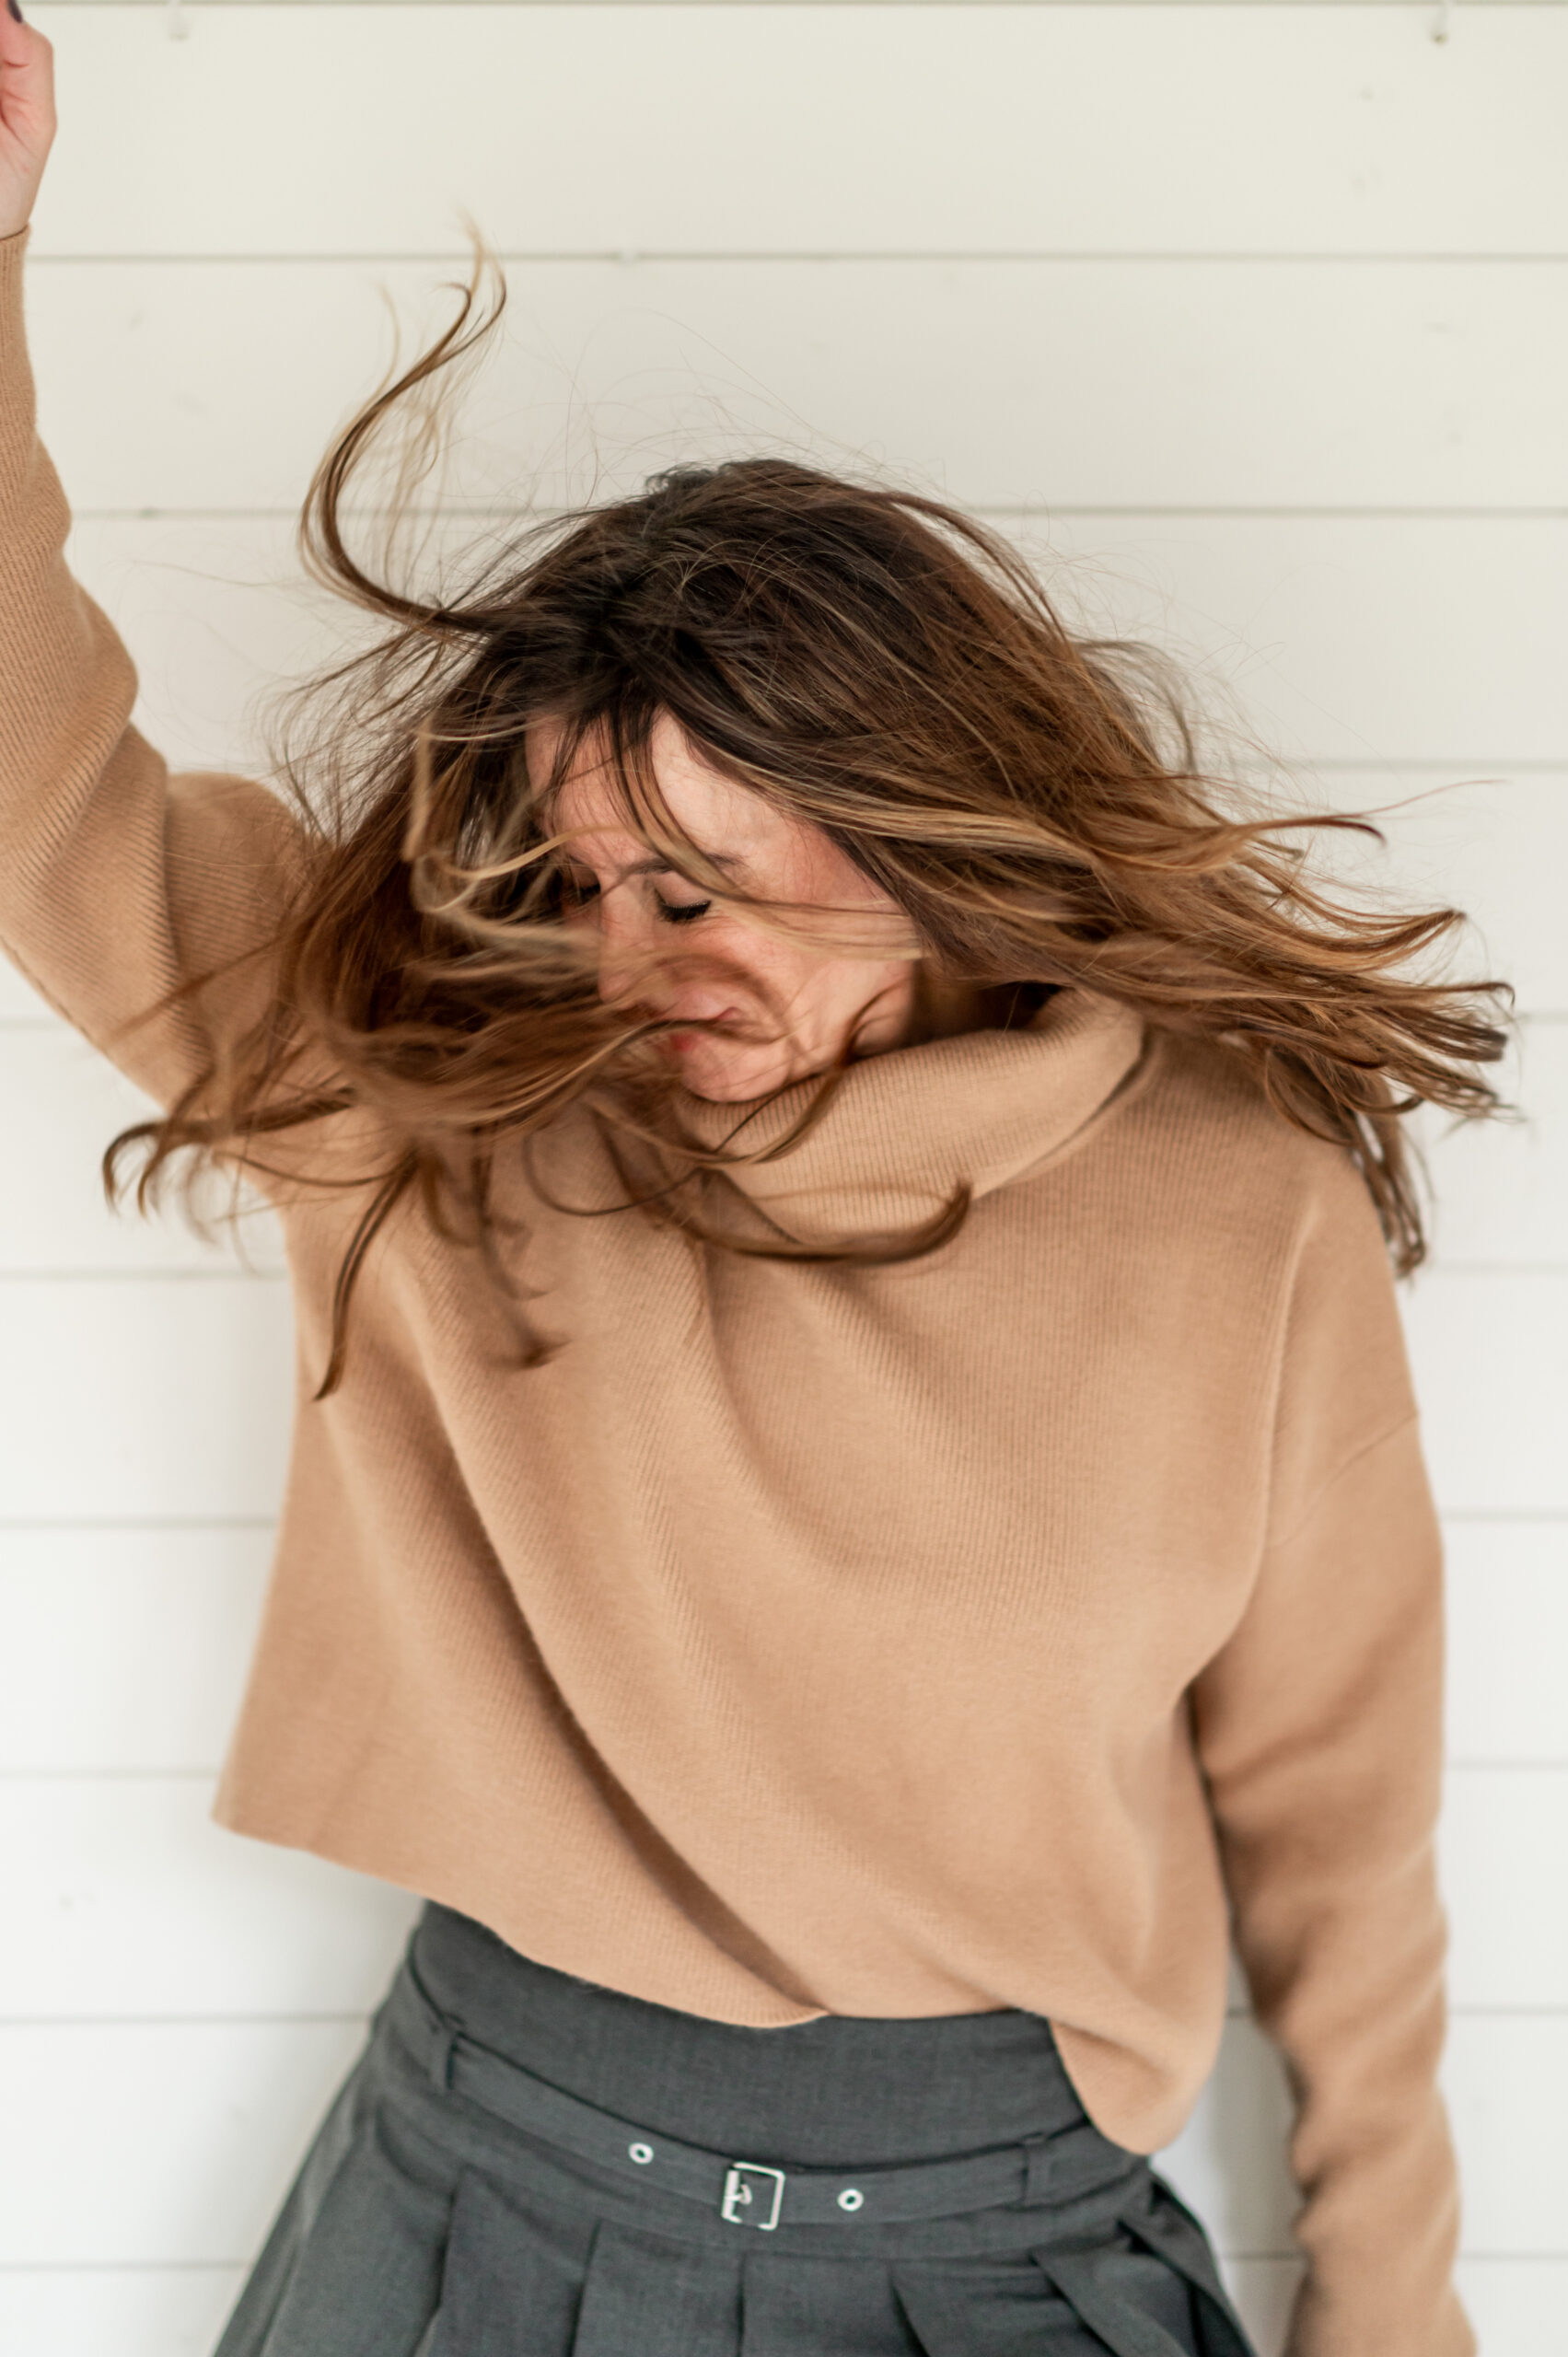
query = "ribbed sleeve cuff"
xmin=0 ymin=222 xmax=35 ymax=476
xmin=0 ymin=220 xmax=29 ymax=298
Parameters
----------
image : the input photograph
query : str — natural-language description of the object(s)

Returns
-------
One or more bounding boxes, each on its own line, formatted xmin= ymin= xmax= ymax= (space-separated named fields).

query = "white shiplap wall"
xmin=1 ymin=8 xmax=1564 ymax=2353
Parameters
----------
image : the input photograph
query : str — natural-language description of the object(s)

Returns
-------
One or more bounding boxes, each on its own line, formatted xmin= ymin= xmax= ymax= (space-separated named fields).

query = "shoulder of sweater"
xmin=1096 ymin=1027 xmax=1393 ymax=1291
xmin=1131 ymin=1036 xmax=1415 ymax=1448
xmin=1131 ymin=1028 xmax=1371 ymax=1206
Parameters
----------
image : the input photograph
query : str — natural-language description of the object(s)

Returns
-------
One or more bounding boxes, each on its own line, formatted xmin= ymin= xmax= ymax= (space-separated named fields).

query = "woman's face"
xmin=545 ymin=713 xmax=920 ymax=1102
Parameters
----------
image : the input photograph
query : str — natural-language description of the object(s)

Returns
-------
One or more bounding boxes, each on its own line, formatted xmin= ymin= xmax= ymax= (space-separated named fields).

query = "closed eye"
xmin=561 ymin=863 xmax=715 ymax=923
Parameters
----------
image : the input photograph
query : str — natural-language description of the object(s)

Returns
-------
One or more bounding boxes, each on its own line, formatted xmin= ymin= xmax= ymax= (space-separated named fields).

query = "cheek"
xmin=733 ymin=933 xmax=857 ymax=1025
xmin=761 ymin=947 xmax=910 ymax=1041
xmin=692 ymin=916 xmax=807 ymax=999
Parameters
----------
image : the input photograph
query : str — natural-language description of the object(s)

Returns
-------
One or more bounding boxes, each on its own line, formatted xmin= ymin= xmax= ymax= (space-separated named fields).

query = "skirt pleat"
xmin=1027 ymin=2249 xmax=1202 ymax=2357
xmin=892 ymin=2256 xmax=1144 ymax=2355
xmin=424 ymin=2170 xmax=595 ymax=2357
xmin=568 ymin=2219 xmax=741 ymax=2357
xmin=219 ymin=2094 xmax=448 ymax=2357
xmin=740 ymin=2251 xmax=925 ymax=2357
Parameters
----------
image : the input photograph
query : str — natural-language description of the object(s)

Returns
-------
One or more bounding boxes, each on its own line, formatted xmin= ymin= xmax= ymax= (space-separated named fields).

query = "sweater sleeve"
xmin=1190 ymin=1166 xmax=1472 ymax=2357
xmin=0 ymin=226 xmax=301 ymax=1107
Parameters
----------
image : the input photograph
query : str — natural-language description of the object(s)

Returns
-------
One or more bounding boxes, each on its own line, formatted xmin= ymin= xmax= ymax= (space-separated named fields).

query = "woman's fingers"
xmin=0 ymin=12 xmax=57 ymax=242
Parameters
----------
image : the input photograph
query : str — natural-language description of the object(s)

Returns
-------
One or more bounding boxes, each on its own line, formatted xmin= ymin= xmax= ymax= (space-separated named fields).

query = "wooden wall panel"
xmin=19 ymin=256 xmax=1568 ymax=515
xmin=27 ymin=7 xmax=1568 ymax=261
xmin=0 ymin=1279 xmax=293 ymax=1520
xmin=0 ymin=1527 xmax=273 ymax=1771
xmin=1404 ymin=1273 xmax=1568 ymax=1515
xmin=1445 ymin=1521 xmax=1568 ymax=1766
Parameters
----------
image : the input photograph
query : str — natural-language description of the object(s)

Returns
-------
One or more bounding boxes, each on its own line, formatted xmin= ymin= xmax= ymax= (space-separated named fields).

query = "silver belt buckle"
xmin=721 ymin=2161 xmax=785 ymax=2230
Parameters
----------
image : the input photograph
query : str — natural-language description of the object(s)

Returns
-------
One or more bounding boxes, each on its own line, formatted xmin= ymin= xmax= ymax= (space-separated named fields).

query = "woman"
xmin=0 ymin=25 xmax=1495 ymax=2357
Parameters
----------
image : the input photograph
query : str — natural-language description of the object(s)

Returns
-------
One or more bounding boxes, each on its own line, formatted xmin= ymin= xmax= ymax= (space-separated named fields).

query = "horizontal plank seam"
xmin=983 ymin=506 xmax=1568 ymax=522
xmin=0 ymin=2014 xmax=373 ymax=2026
xmin=1440 ymin=1508 xmax=1568 ymax=1522
xmin=0 ymin=1516 xmax=278 ymax=1529
xmin=8 ymin=1757 xmax=1566 ymax=1778
xmin=63 ymin=505 xmax=1568 ymax=524
xmin=0 ymin=2253 xmax=245 ymax=2271
xmin=25 ymin=251 xmax=1568 ymax=269
xmin=5 ymin=1262 xmax=1567 ymax=1282
xmin=0 ymin=1769 xmax=223 ymax=1780
xmin=1421 ymin=1262 xmax=1568 ymax=1275
xmin=1312 ymin=763 xmax=1568 ymax=776
xmin=0 ymin=1269 xmax=287 ymax=1282
xmin=0 ymin=2003 xmax=1560 ymax=2025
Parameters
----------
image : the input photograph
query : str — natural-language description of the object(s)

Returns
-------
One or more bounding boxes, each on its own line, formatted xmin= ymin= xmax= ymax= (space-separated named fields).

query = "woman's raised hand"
xmin=0 ymin=8 xmax=55 ymax=243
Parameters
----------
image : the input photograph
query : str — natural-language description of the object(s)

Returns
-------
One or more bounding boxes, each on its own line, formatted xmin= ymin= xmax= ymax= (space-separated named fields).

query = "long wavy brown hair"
xmin=110 ymin=255 xmax=1510 ymax=1393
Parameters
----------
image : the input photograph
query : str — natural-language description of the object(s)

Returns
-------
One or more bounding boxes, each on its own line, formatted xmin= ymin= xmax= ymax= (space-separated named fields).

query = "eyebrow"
xmin=568 ymin=852 xmax=740 ymax=882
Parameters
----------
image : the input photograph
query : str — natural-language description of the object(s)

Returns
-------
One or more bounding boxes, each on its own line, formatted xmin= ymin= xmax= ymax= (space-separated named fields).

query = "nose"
xmin=592 ymin=891 xmax=656 ymax=1011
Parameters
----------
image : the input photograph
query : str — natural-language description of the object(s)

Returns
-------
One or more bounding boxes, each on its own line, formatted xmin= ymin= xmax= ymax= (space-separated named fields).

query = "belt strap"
xmin=389 ymin=1965 xmax=1141 ymax=2232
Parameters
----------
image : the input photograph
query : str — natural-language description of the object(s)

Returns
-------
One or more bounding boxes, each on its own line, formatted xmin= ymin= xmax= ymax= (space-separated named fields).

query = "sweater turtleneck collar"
xmin=678 ymin=986 xmax=1147 ymax=1247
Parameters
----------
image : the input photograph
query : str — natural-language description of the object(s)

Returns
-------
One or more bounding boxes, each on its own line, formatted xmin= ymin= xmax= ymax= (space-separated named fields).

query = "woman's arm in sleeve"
xmin=0 ymin=225 xmax=302 ymax=1107
xmin=1190 ymin=1166 xmax=1473 ymax=2357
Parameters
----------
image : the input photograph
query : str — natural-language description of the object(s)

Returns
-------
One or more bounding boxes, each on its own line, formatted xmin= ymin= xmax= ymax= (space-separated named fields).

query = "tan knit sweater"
xmin=1 ymin=227 xmax=1470 ymax=2357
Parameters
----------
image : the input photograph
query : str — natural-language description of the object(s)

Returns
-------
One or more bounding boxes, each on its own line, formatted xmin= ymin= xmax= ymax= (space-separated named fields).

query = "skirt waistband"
xmin=410 ymin=1904 xmax=1092 ymax=2167
xmin=389 ymin=1955 xmax=1144 ymax=2236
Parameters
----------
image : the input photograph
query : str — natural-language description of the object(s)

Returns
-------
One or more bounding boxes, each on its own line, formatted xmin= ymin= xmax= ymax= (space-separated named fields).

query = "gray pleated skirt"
xmin=214 ymin=1904 xmax=1258 ymax=2357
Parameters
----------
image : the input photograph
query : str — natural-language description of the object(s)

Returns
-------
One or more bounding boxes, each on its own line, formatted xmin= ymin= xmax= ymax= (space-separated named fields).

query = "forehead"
xmin=541 ymin=713 xmax=781 ymax=861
